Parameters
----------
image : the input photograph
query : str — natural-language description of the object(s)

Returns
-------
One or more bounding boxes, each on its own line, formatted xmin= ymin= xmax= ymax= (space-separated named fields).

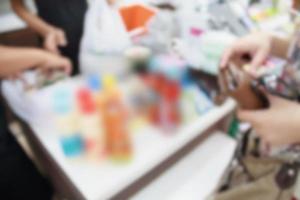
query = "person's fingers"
xmin=220 ymin=39 xmax=252 ymax=69
xmin=44 ymin=34 xmax=60 ymax=54
xmin=48 ymin=58 xmax=72 ymax=75
xmin=62 ymin=58 xmax=72 ymax=75
xmin=220 ymin=47 xmax=234 ymax=69
xmin=40 ymin=53 xmax=72 ymax=75
xmin=52 ymin=58 xmax=72 ymax=75
xmin=57 ymin=30 xmax=67 ymax=47
xmin=44 ymin=40 xmax=56 ymax=53
xmin=248 ymin=48 xmax=269 ymax=76
xmin=220 ymin=43 xmax=244 ymax=69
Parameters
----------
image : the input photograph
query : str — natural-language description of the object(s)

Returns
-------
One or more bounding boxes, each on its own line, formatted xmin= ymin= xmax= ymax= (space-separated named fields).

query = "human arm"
xmin=220 ymin=32 xmax=291 ymax=75
xmin=0 ymin=45 xmax=71 ymax=78
xmin=10 ymin=0 xmax=67 ymax=54
xmin=238 ymin=94 xmax=300 ymax=147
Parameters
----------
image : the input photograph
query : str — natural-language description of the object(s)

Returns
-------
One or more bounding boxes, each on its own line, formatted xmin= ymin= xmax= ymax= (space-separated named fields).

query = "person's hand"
xmin=39 ymin=51 xmax=72 ymax=75
xmin=43 ymin=27 xmax=67 ymax=54
xmin=220 ymin=32 xmax=273 ymax=76
xmin=238 ymin=94 xmax=300 ymax=147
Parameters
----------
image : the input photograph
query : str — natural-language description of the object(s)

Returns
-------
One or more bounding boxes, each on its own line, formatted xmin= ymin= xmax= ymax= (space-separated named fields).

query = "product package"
xmin=217 ymin=63 xmax=269 ymax=110
xmin=217 ymin=57 xmax=300 ymax=110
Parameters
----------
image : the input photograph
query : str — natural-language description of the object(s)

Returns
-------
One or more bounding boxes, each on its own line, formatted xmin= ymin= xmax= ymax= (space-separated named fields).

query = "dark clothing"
xmin=35 ymin=0 xmax=88 ymax=75
xmin=0 ymin=132 xmax=53 ymax=200
xmin=0 ymin=96 xmax=53 ymax=200
xmin=0 ymin=96 xmax=7 ymax=140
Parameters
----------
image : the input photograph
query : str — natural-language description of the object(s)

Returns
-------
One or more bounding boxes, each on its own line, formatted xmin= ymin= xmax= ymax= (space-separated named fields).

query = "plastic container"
xmin=77 ymin=88 xmax=105 ymax=160
xmin=102 ymin=75 xmax=132 ymax=162
xmin=53 ymin=89 xmax=84 ymax=158
xmin=159 ymin=80 xmax=181 ymax=132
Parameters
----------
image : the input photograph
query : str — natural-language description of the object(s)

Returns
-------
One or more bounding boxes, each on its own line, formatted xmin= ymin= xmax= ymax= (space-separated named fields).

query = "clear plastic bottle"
xmin=77 ymin=88 xmax=105 ymax=161
xmin=53 ymin=89 xmax=84 ymax=158
xmin=159 ymin=79 xmax=181 ymax=133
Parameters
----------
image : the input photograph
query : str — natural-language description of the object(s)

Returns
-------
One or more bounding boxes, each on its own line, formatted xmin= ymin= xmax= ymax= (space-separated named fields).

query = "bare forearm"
xmin=0 ymin=46 xmax=46 ymax=78
xmin=271 ymin=36 xmax=291 ymax=59
xmin=11 ymin=0 xmax=53 ymax=36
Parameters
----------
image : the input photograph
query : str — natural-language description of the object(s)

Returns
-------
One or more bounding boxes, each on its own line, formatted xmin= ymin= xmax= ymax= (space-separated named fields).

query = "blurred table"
xmin=2 ymin=77 xmax=236 ymax=200
xmin=132 ymin=132 xmax=236 ymax=200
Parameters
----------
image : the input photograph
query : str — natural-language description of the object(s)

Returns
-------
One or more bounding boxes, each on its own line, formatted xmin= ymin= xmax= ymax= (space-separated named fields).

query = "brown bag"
xmin=211 ymin=157 xmax=297 ymax=200
xmin=217 ymin=63 xmax=268 ymax=110
xmin=209 ymin=131 xmax=299 ymax=200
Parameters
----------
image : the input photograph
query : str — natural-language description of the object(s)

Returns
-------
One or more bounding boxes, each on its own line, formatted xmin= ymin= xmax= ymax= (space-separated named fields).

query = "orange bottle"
xmin=102 ymin=75 xmax=132 ymax=162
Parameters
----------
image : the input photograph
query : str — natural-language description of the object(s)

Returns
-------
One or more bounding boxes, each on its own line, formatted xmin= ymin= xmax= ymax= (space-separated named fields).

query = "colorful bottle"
xmin=77 ymin=88 xmax=105 ymax=161
xmin=53 ymin=89 xmax=83 ymax=158
xmin=180 ymin=75 xmax=199 ymax=122
xmin=159 ymin=79 xmax=181 ymax=132
xmin=87 ymin=74 xmax=104 ymax=113
xmin=102 ymin=75 xmax=132 ymax=162
xmin=141 ymin=73 xmax=166 ymax=124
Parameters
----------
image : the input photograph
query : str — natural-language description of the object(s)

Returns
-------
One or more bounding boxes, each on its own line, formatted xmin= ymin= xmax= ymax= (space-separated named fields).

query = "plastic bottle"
xmin=149 ymin=56 xmax=183 ymax=132
xmin=53 ymin=89 xmax=83 ymax=158
xmin=159 ymin=79 xmax=181 ymax=132
xmin=102 ymin=75 xmax=132 ymax=162
xmin=180 ymin=74 xmax=199 ymax=122
xmin=141 ymin=73 xmax=165 ymax=124
xmin=77 ymin=88 xmax=105 ymax=161
xmin=87 ymin=74 xmax=104 ymax=113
